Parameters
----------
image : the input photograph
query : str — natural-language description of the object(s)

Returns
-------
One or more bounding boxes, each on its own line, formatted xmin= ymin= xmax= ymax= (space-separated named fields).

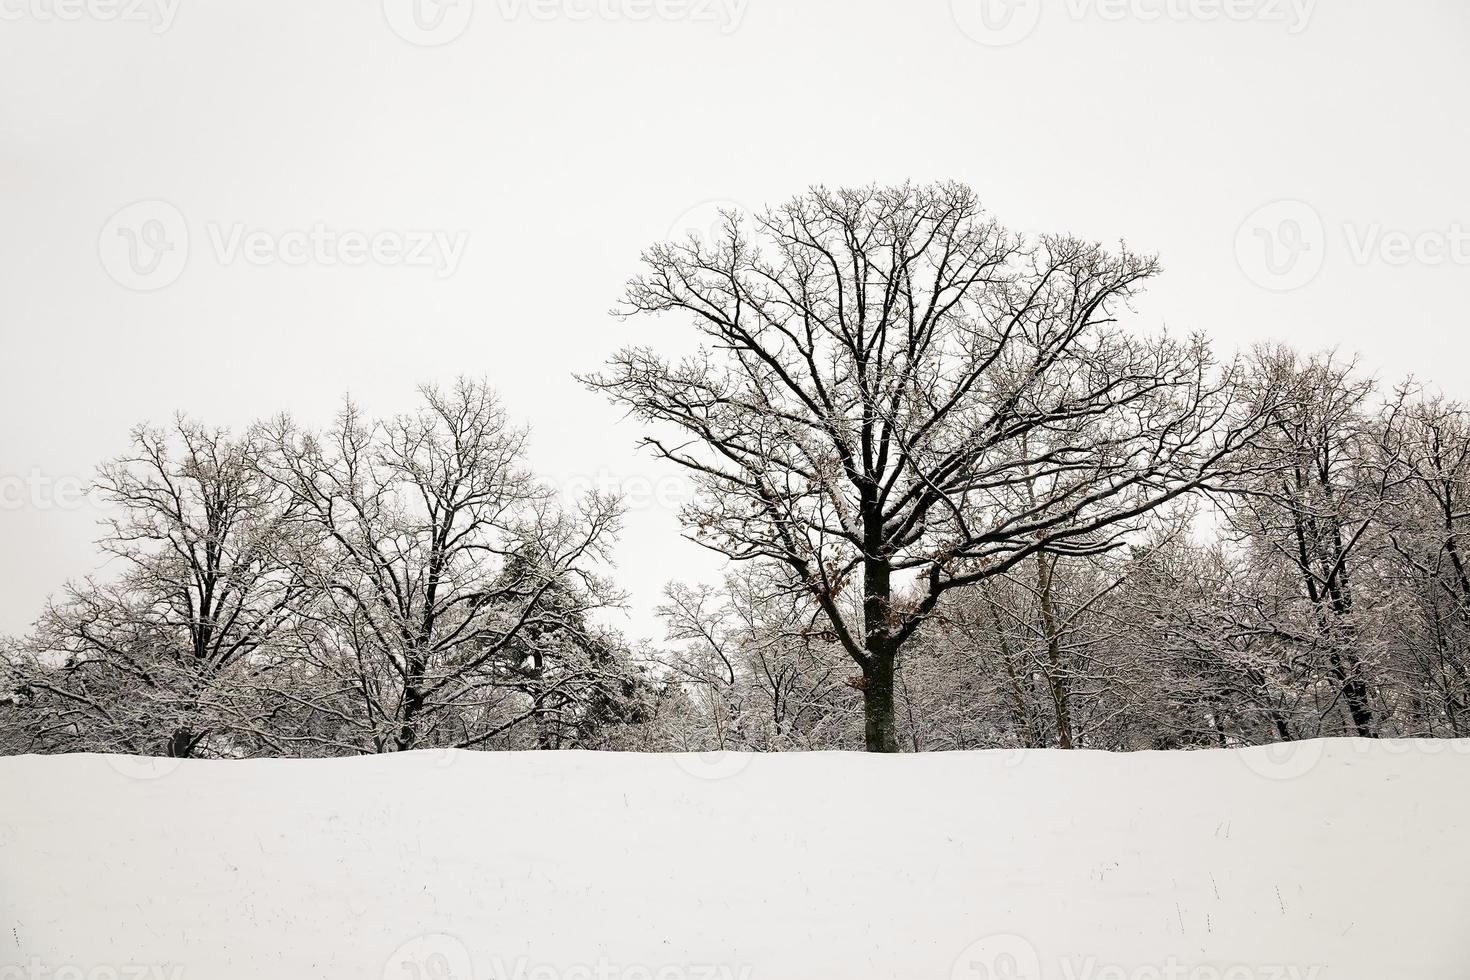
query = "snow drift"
xmin=2 ymin=739 xmax=1468 ymax=980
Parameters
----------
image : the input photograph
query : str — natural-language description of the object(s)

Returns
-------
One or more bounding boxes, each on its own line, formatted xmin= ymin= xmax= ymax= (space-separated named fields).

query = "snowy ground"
xmin=2 ymin=739 xmax=1468 ymax=980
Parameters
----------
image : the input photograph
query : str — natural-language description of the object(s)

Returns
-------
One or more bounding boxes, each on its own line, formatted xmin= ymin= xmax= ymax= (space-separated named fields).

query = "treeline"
xmin=651 ymin=349 xmax=1470 ymax=751
xmin=2 ymin=381 xmax=642 ymax=757
xmin=4 ymin=183 xmax=1469 ymax=756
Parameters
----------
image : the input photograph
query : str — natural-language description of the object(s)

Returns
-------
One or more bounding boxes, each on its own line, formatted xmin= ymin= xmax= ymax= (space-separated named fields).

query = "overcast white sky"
xmin=2 ymin=0 xmax=1468 ymax=642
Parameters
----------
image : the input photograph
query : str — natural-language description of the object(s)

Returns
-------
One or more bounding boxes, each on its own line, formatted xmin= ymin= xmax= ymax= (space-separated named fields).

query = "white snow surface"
xmin=2 ymin=740 xmax=1468 ymax=980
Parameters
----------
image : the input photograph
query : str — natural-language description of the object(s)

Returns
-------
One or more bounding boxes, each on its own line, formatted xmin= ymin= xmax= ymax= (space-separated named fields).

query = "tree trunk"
xmin=396 ymin=683 xmax=424 ymax=751
xmin=858 ymin=530 xmax=902 ymax=752
xmin=862 ymin=649 xmax=900 ymax=753
xmin=530 ymin=651 xmax=557 ymax=750
xmin=166 ymin=728 xmax=195 ymax=758
xmin=1035 ymin=554 xmax=1074 ymax=749
xmin=1328 ymin=649 xmax=1376 ymax=737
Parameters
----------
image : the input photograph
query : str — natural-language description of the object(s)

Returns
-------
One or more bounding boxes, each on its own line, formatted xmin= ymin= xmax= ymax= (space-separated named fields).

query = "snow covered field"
xmin=2 ymin=739 xmax=1468 ymax=980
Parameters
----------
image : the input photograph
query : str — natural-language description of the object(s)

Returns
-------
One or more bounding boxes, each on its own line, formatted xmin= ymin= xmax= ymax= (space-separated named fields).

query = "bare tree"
xmin=586 ymin=182 xmax=1269 ymax=750
xmin=1374 ymin=391 xmax=1470 ymax=733
xmin=253 ymin=379 xmax=625 ymax=753
xmin=657 ymin=566 xmax=850 ymax=750
xmin=1223 ymin=349 xmax=1399 ymax=738
xmin=24 ymin=420 xmax=304 ymax=757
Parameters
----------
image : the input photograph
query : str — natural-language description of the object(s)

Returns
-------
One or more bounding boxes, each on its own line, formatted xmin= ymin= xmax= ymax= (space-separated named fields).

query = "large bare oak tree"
xmin=586 ymin=182 xmax=1270 ymax=751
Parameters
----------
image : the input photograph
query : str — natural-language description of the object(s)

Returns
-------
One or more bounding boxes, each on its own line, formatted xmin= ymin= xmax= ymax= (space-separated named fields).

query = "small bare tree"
xmin=658 ymin=566 xmax=850 ymax=750
xmin=587 ymin=182 xmax=1269 ymax=750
